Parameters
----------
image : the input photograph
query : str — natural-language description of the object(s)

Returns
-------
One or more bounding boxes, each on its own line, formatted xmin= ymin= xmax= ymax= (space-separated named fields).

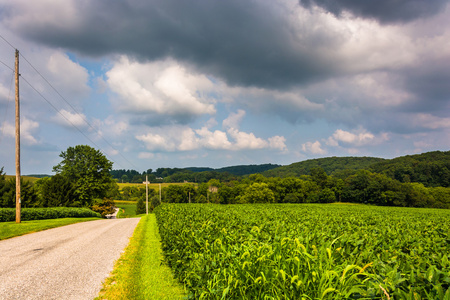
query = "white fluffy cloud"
xmin=136 ymin=132 xmax=175 ymax=152
xmin=136 ymin=125 xmax=287 ymax=152
xmin=52 ymin=109 xmax=87 ymax=128
xmin=412 ymin=113 xmax=450 ymax=130
xmin=2 ymin=118 xmax=39 ymax=145
xmin=223 ymin=109 xmax=246 ymax=129
xmin=46 ymin=52 xmax=90 ymax=100
xmin=196 ymin=127 xmax=232 ymax=150
xmin=331 ymin=129 xmax=375 ymax=145
xmin=302 ymin=141 xmax=326 ymax=155
xmin=227 ymin=128 xmax=267 ymax=150
xmin=269 ymin=136 xmax=287 ymax=151
xmin=107 ymin=57 xmax=216 ymax=124
xmin=135 ymin=110 xmax=287 ymax=153
xmin=327 ymin=128 xmax=389 ymax=147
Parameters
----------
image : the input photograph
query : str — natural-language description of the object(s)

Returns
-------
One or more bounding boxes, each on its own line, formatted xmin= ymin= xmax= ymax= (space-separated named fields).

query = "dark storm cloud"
xmin=299 ymin=0 xmax=449 ymax=24
xmin=400 ymin=61 xmax=450 ymax=115
xmin=3 ymin=0 xmax=340 ymax=89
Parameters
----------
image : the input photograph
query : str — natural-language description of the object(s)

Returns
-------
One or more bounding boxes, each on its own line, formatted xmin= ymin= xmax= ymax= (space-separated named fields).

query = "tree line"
xmin=160 ymin=168 xmax=450 ymax=209
xmin=1 ymin=147 xmax=448 ymax=211
xmin=0 ymin=145 xmax=117 ymax=217
xmin=110 ymin=164 xmax=280 ymax=183
xmin=262 ymin=151 xmax=450 ymax=188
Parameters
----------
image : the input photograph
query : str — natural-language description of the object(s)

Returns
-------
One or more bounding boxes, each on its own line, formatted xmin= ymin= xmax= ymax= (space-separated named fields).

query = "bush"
xmin=150 ymin=195 xmax=161 ymax=212
xmin=91 ymin=198 xmax=116 ymax=218
xmin=0 ymin=207 xmax=101 ymax=222
xmin=136 ymin=197 xmax=146 ymax=215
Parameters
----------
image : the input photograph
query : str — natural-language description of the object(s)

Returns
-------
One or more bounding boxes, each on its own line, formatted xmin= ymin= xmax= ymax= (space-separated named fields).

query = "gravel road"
xmin=0 ymin=218 xmax=141 ymax=300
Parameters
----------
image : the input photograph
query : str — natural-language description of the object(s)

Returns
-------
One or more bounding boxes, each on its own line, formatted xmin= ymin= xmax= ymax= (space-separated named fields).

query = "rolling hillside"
xmin=262 ymin=156 xmax=385 ymax=178
xmin=370 ymin=151 xmax=450 ymax=187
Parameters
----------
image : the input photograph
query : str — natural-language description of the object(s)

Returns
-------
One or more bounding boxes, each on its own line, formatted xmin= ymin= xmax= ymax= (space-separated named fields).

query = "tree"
xmin=136 ymin=197 xmax=146 ymax=214
xmin=0 ymin=168 xmax=40 ymax=208
xmin=164 ymin=185 xmax=186 ymax=203
xmin=53 ymin=145 xmax=114 ymax=207
xmin=310 ymin=167 xmax=328 ymax=188
xmin=239 ymin=183 xmax=275 ymax=203
xmin=38 ymin=174 xmax=78 ymax=207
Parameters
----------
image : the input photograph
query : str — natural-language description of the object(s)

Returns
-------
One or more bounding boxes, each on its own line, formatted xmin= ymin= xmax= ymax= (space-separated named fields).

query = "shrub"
xmin=91 ymin=198 xmax=116 ymax=218
xmin=0 ymin=207 xmax=101 ymax=222
xmin=136 ymin=197 xmax=146 ymax=215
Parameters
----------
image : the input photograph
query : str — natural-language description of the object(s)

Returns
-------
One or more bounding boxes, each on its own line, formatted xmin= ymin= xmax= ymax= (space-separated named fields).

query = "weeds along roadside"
xmin=96 ymin=214 xmax=186 ymax=300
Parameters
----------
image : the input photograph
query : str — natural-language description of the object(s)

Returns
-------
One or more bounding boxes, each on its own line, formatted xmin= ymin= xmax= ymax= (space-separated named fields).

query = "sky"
xmin=0 ymin=0 xmax=449 ymax=175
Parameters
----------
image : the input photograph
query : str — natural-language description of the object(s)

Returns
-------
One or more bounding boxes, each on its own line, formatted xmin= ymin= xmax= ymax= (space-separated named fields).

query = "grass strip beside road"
xmin=0 ymin=217 xmax=101 ymax=241
xmin=96 ymin=214 xmax=185 ymax=300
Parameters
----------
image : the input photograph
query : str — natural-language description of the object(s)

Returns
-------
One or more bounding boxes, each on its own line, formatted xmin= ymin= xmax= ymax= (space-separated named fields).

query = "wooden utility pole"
xmin=143 ymin=175 xmax=149 ymax=214
xmin=15 ymin=49 xmax=21 ymax=223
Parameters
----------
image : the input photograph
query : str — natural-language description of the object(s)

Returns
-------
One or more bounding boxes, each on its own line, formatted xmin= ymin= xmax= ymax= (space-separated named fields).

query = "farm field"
xmin=115 ymin=201 xmax=138 ymax=218
xmin=4 ymin=175 xmax=40 ymax=183
xmin=117 ymin=182 xmax=187 ymax=191
xmin=155 ymin=203 xmax=450 ymax=299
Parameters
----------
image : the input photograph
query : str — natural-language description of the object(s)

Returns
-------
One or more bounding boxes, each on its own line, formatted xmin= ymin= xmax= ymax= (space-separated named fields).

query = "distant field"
xmin=117 ymin=182 xmax=189 ymax=191
xmin=4 ymin=175 xmax=41 ymax=183
xmin=116 ymin=203 xmax=138 ymax=218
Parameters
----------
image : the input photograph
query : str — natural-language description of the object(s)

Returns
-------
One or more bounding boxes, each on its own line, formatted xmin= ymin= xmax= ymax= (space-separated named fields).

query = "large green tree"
xmin=38 ymin=174 xmax=78 ymax=207
xmin=53 ymin=145 xmax=114 ymax=207
xmin=0 ymin=167 xmax=40 ymax=208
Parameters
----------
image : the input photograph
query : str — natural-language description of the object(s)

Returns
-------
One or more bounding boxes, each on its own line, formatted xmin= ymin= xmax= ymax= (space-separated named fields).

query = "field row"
xmin=155 ymin=204 xmax=450 ymax=299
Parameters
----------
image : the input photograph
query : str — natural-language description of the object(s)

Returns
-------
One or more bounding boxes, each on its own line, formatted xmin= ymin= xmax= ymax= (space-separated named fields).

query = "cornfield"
xmin=155 ymin=204 xmax=450 ymax=299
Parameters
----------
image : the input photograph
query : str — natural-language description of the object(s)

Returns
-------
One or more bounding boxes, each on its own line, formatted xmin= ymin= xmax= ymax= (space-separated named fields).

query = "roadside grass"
xmin=0 ymin=217 xmax=101 ymax=241
xmin=96 ymin=214 xmax=185 ymax=300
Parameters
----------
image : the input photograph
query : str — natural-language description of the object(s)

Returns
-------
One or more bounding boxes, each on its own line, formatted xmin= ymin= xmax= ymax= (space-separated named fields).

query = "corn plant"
xmin=154 ymin=204 xmax=450 ymax=299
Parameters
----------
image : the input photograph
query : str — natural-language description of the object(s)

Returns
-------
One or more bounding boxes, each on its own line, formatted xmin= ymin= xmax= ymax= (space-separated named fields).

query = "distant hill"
xmin=370 ymin=151 xmax=450 ymax=187
xmin=26 ymin=174 xmax=51 ymax=178
xmin=184 ymin=164 xmax=280 ymax=176
xmin=217 ymin=164 xmax=281 ymax=176
xmin=184 ymin=167 xmax=215 ymax=172
xmin=262 ymin=156 xmax=385 ymax=178
xmin=262 ymin=151 xmax=450 ymax=188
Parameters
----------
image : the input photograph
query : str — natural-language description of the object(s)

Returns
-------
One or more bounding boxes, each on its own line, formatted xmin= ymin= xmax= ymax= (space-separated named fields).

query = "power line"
xmin=0 ymin=34 xmax=15 ymax=50
xmin=0 ymin=34 xmax=138 ymax=170
xmin=19 ymin=53 xmax=138 ymax=170
xmin=0 ymin=59 xmax=14 ymax=72
xmin=19 ymin=74 xmax=125 ymax=167
xmin=0 ymin=71 xmax=15 ymax=143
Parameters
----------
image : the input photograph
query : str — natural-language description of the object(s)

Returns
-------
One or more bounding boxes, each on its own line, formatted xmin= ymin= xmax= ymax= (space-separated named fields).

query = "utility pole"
xmin=143 ymin=175 xmax=149 ymax=215
xmin=159 ymin=183 xmax=161 ymax=203
xmin=15 ymin=49 xmax=21 ymax=223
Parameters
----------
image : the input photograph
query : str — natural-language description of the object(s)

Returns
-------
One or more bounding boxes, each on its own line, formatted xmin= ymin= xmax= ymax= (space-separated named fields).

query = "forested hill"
xmin=370 ymin=151 xmax=450 ymax=187
xmin=262 ymin=151 xmax=450 ymax=188
xmin=262 ymin=156 xmax=385 ymax=178
xmin=183 ymin=164 xmax=281 ymax=176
